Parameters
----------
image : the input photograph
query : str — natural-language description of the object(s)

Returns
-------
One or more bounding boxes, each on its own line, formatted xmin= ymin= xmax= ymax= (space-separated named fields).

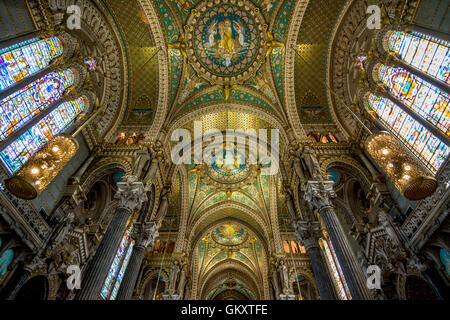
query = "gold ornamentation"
xmin=365 ymin=131 xmax=437 ymax=200
xmin=265 ymin=32 xmax=284 ymax=57
xmin=5 ymin=136 xmax=79 ymax=200
xmin=168 ymin=33 xmax=187 ymax=58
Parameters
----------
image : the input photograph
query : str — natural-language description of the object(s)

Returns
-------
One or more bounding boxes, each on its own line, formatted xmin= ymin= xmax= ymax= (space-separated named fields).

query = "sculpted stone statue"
xmin=284 ymin=189 xmax=297 ymax=221
xmin=277 ymin=260 xmax=290 ymax=293
xmin=46 ymin=212 xmax=75 ymax=252
xmin=132 ymin=148 xmax=151 ymax=177
xmin=271 ymin=267 xmax=281 ymax=296
xmin=301 ymin=146 xmax=322 ymax=179
xmin=177 ymin=264 xmax=187 ymax=295
xmin=169 ymin=260 xmax=181 ymax=291
xmin=155 ymin=187 xmax=170 ymax=222
xmin=378 ymin=209 xmax=400 ymax=244
xmin=289 ymin=148 xmax=305 ymax=180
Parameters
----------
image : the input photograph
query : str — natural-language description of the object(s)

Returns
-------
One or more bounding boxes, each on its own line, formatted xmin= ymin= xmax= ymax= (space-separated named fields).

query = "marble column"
xmin=75 ymin=176 xmax=147 ymax=300
xmin=304 ymin=181 xmax=372 ymax=300
xmin=294 ymin=220 xmax=337 ymax=300
xmin=116 ymin=221 xmax=159 ymax=300
xmin=4 ymin=257 xmax=44 ymax=300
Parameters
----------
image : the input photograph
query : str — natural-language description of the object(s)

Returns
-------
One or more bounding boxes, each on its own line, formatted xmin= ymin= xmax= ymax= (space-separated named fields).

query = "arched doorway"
xmin=16 ymin=275 xmax=49 ymax=300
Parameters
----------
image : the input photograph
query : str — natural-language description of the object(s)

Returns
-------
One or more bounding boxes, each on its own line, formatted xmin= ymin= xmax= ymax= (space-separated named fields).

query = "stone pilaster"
xmin=294 ymin=220 xmax=337 ymax=300
xmin=304 ymin=181 xmax=372 ymax=300
xmin=116 ymin=221 xmax=159 ymax=300
xmin=75 ymin=176 xmax=147 ymax=300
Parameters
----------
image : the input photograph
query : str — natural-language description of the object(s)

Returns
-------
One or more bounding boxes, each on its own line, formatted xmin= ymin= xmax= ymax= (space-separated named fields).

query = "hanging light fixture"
xmin=365 ymin=131 xmax=438 ymax=200
xmin=5 ymin=135 xmax=78 ymax=200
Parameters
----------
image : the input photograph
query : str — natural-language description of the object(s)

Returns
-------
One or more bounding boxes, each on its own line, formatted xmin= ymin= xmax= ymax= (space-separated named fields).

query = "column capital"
xmin=132 ymin=221 xmax=159 ymax=249
xmin=293 ymin=220 xmax=322 ymax=250
xmin=115 ymin=175 xmax=148 ymax=212
xmin=303 ymin=180 xmax=336 ymax=212
xmin=23 ymin=256 xmax=45 ymax=273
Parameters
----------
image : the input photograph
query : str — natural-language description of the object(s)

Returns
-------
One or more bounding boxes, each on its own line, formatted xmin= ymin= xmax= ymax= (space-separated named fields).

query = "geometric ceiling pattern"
xmin=294 ymin=0 xmax=347 ymax=124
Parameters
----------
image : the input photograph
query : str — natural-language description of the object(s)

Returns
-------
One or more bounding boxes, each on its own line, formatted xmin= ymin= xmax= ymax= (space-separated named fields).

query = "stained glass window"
xmin=0 ymin=37 xmax=63 ymax=91
xmin=0 ymin=249 xmax=14 ymax=278
xmin=378 ymin=64 xmax=450 ymax=136
xmin=110 ymin=240 xmax=134 ymax=300
xmin=100 ymin=229 xmax=133 ymax=300
xmin=320 ymin=238 xmax=351 ymax=300
xmin=0 ymin=69 xmax=74 ymax=141
xmin=0 ymin=96 xmax=87 ymax=174
xmin=367 ymin=94 xmax=449 ymax=174
xmin=388 ymin=31 xmax=450 ymax=84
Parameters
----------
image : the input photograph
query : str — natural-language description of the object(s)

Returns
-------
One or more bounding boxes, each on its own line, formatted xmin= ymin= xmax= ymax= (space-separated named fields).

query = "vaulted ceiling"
xmin=101 ymin=0 xmax=360 ymax=142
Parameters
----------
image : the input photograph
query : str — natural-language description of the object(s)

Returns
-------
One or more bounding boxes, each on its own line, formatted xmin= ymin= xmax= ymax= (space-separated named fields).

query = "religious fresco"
xmin=212 ymin=224 xmax=248 ymax=246
xmin=205 ymin=147 xmax=251 ymax=184
xmin=297 ymin=91 xmax=330 ymax=123
xmin=196 ymin=224 xmax=264 ymax=287
xmin=194 ymin=5 xmax=258 ymax=74
xmin=184 ymin=1 xmax=267 ymax=87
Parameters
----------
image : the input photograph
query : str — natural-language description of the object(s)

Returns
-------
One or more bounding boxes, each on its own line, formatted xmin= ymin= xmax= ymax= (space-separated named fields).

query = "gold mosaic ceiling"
xmin=103 ymin=0 xmax=351 ymax=131
xmin=104 ymin=0 xmax=159 ymax=126
xmin=294 ymin=0 xmax=347 ymax=124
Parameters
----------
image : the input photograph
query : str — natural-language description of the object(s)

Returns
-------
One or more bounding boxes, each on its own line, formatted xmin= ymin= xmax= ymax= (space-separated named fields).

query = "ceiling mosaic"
xmin=150 ymin=0 xmax=289 ymax=124
xmin=212 ymin=224 xmax=248 ymax=246
xmin=184 ymin=1 xmax=266 ymax=85
xmin=104 ymin=0 xmax=159 ymax=127
xmin=197 ymin=224 xmax=263 ymax=276
xmin=294 ymin=0 xmax=347 ymax=124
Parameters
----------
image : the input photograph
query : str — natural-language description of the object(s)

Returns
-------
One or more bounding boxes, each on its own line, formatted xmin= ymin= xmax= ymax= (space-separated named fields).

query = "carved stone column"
xmin=294 ymin=220 xmax=337 ymax=300
xmin=75 ymin=176 xmax=147 ymax=300
xmin=116 ymin=221 xmax=159 ymax=300
xmin=304 ymin=181 xmax=372 ymax=300
xmin=4 ymin=257 xmax=44 ymax=300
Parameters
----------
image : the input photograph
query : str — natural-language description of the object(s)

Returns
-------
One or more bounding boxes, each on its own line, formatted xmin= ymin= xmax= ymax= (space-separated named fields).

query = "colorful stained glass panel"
xmin=110 ymin=240 xmax=134 ymax=300
xmin=367 ymin=94 xmax=450 ymax=174
xmin=0 ymin=69 xmax=74 ymax=141
xmin=0 ymin=97 xmax=86 ymax=174
xmin=321 ymin=239 xmax=350 ymax=300
xmin=0 ymin=38 xmax=63 ymax=91
xmin=389 ymin=31 xmax=450 ymax=84
xmin=100 ymin=230 xmax=131 ymax=300
xmin=378 ymin=65 xmax=450 ymax=136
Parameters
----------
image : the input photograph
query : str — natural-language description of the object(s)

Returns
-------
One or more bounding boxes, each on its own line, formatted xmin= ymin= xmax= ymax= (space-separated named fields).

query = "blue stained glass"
xmin=378 ymin=65 xmax=450 ymax=137
xmin=389 ymin=31 xmax=450 ymax=84
xmin=368 ymin=94 xmax=450 ymax=174
xmin=440 ymin=248 xmax=450 ymax=277
xmin=100 ymin=230 xmax=131 ymax=300
xmin=0 ymin=69 xmax=74 ymax=141
xmin=110 ymin=240 xmax=134 ymax=300
xmin=0 ymin=38 xmax=63 ymax=91
xmin=0 ymin=96 xmax=86 ymax=174
xmin=0 ymin=249 xmax=14 ymax=278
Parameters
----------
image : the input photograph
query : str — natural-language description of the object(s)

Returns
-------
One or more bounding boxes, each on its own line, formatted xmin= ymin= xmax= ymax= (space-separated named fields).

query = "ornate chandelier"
xmin=5 ymin=135 xmax=78 ymax=200
xmin=365 ymin=131 xmax=437 ymax=201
